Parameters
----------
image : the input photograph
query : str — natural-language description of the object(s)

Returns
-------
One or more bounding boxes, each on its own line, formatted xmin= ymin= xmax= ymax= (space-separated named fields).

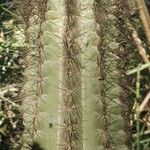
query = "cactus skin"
xmin=59 ymin=0 xmax=83 ymax=150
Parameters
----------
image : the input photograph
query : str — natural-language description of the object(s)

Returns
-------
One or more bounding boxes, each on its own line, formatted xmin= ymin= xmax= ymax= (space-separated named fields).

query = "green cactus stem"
xmin=37 ymin=0 xmax=64 ymax=149
xmin=80 ymin=0 xmax=100 ymax=149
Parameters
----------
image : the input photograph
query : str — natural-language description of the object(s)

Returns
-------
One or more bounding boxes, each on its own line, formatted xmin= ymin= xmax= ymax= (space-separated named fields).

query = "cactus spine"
xmin=14 ymin=0 xmax=48 ymax=148
xmin=59 ymin=0 xmax=83 ymax=149
xmin=92 ymin=0 xmax=132 ymax=149
xmin=114 ymin=1 xmax=134 ymax=149
xmin=11 ymin=0 xmax=138 ymax=149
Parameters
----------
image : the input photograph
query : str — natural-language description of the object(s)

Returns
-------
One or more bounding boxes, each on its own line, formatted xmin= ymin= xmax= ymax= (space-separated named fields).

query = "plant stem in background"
xmin=134 ymin=0 xmax=150 ymax=47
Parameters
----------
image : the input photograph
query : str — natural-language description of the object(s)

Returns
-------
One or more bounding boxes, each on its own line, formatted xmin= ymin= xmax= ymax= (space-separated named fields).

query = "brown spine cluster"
xmin=114 ymin=1 xmax=133 ymax=149
xmin=14 ymin=0 xmax=48 ymax=148
xmin=93 ymin=0 xmax=115 ymax=149
xmin=60 ymin=0 xmax=83 ymax=149
xmin=93 ymin=0 xmax=135 ymax=149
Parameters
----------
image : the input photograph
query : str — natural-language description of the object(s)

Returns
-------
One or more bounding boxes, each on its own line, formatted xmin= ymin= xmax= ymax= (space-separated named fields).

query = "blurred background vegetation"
xmin=0 ymin=0 xmax=25 ymax=149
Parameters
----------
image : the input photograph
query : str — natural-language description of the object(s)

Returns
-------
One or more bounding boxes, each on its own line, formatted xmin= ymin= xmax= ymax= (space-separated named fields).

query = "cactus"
xmin=13 ymin=0 xmax=48 ymax=149
xmin=59 ymin=0 xmax=83 ymax=150
xmin=114 ymin=1 xmax=135 ymax=149
xmin=92 ymin=0 xmax=128 ymax=149
xmin=37 ymin=0 xmax=63 ymax=149
xmin=7 ymin=0 xmax=148 ymax=149
xmin=80 ymin=0 xmax=100 ymax=149
xmin=92 ymin=0 xmax=134 ymax=149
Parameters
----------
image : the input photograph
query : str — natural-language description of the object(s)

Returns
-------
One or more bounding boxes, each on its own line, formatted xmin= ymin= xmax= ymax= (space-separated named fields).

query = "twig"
xmin=127 ymin=21 xmax=150 ymax=72
xmin=127 ymin=63 xmax=150 ymax=75
xmin=133 ymin=130 xmax=150 ymax=138
xmin=0 ymin=5 xmax=18 ymax=18
xmin=0 ymin=94 xmax=21 ymax=108
xmin=134 ymin=0 xmax=150 ymax=47
xmin=139 ymin=90 xmax=150 ymax=112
